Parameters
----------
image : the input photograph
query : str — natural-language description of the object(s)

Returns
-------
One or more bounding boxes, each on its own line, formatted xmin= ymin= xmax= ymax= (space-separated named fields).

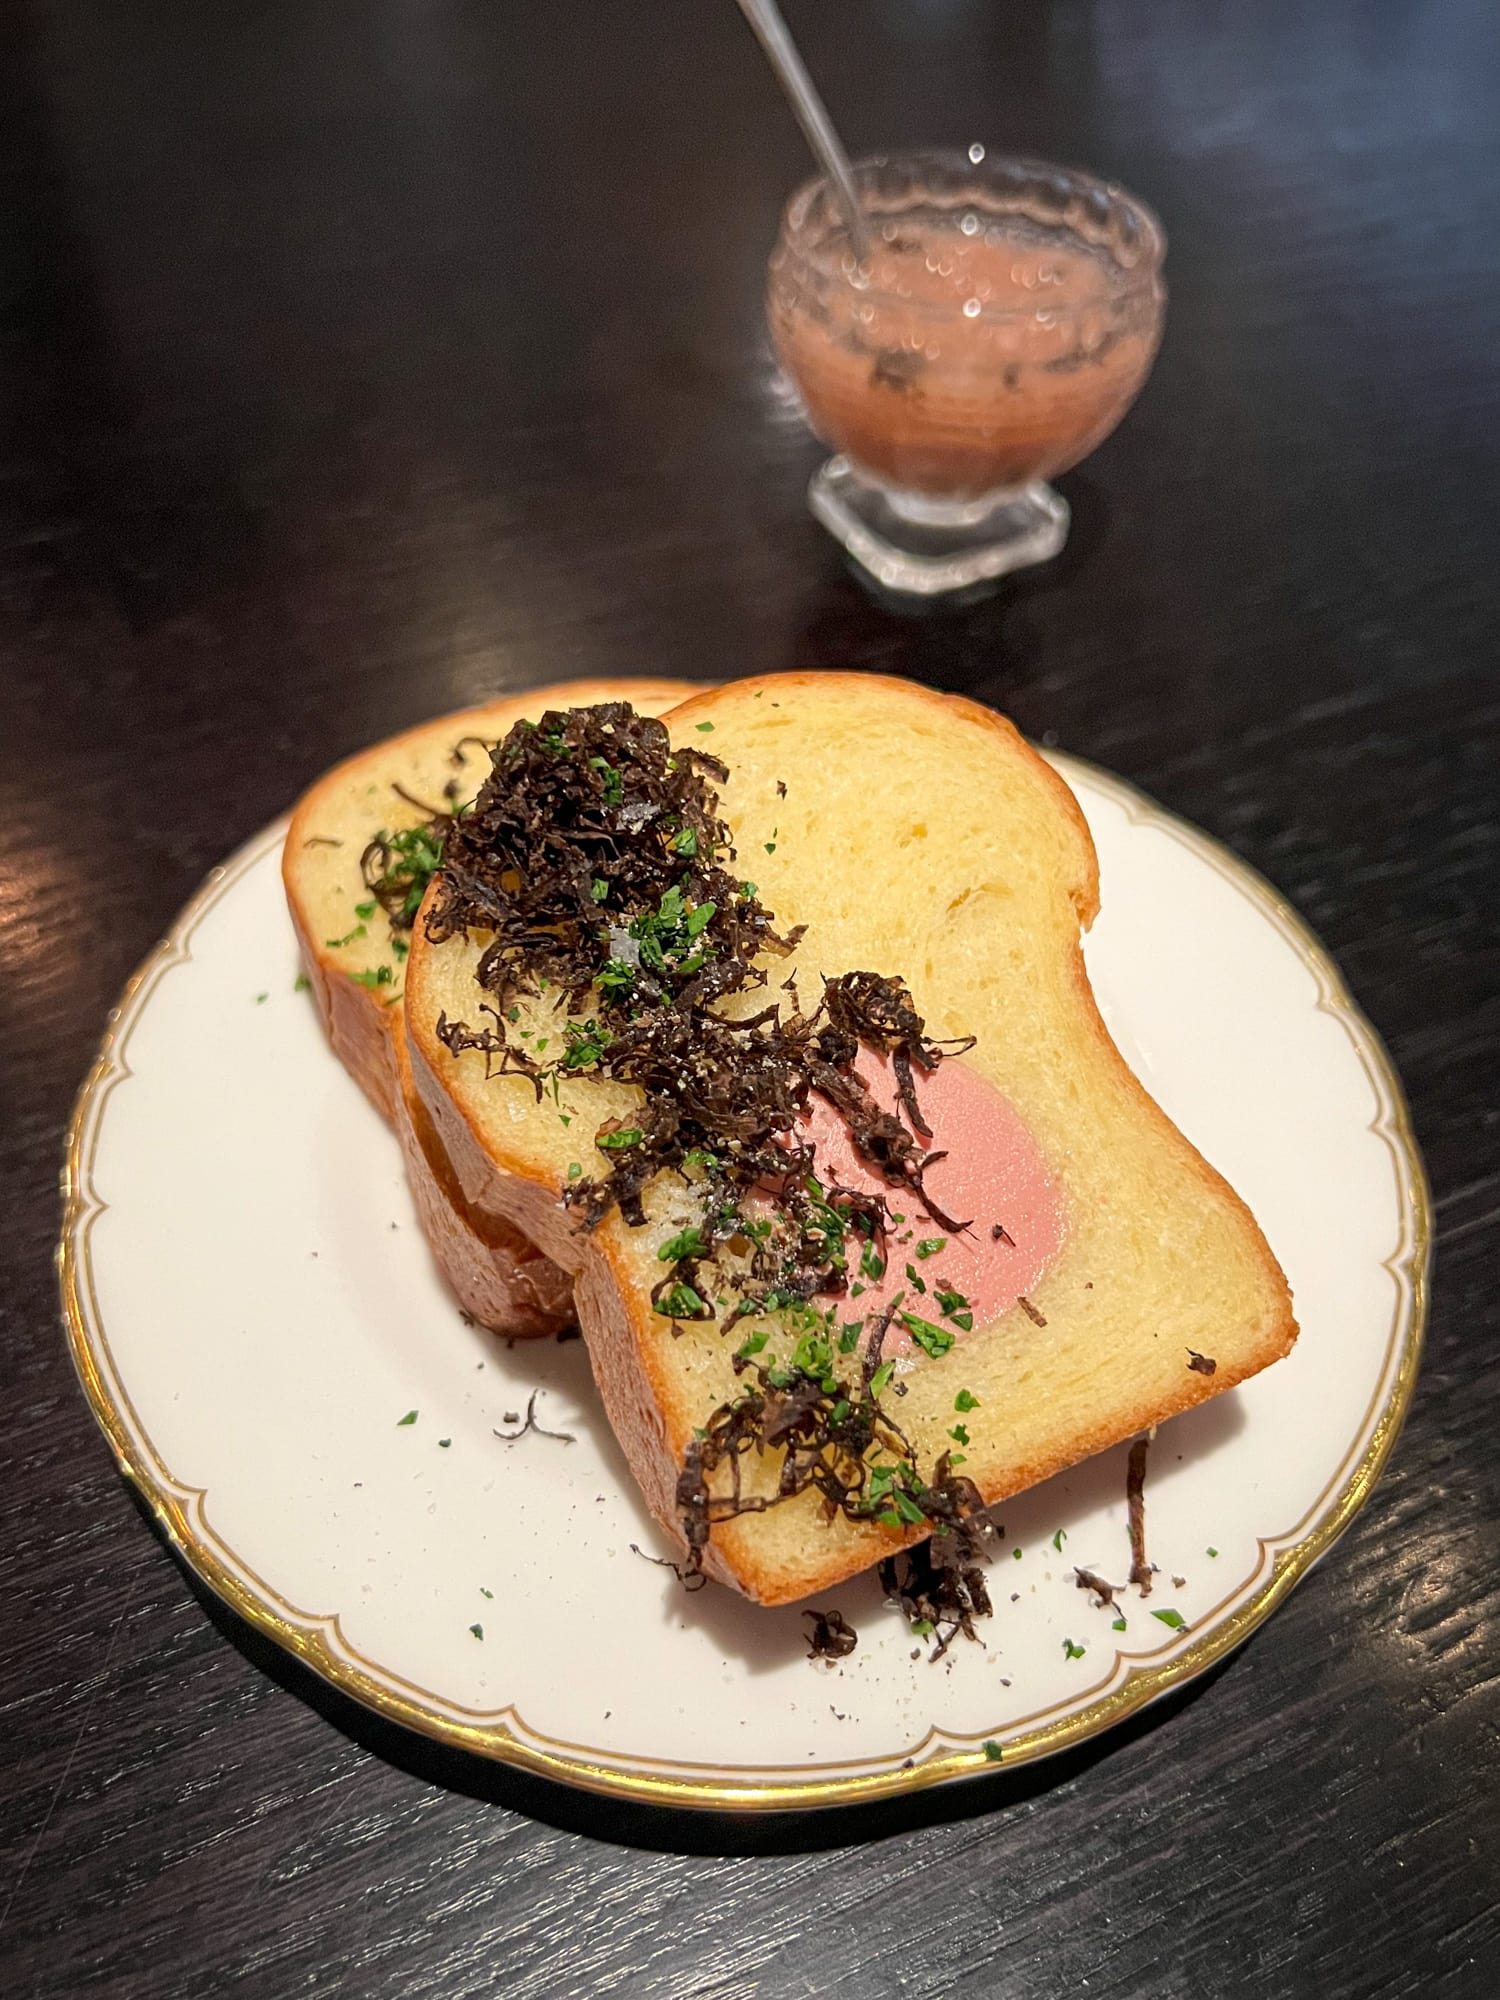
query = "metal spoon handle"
xmin=735 ymin=0 xmax=872 ymax=262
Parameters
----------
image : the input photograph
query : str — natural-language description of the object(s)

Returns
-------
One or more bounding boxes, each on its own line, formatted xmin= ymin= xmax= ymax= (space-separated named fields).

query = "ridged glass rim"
xmin=774 ymin=149 xmax=1166 ymax=323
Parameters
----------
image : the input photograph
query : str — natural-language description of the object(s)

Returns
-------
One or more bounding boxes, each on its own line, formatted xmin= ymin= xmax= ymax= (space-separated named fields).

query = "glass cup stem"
xmin=808 ymin=457 xmax=1070 ymax=597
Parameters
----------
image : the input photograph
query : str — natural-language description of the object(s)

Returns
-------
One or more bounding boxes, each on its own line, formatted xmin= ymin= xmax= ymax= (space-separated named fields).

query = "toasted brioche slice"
xmin=407 ymin=674 xmax=1296 ymax=1603
xmin=284 ymin=679 xmax=698 ymax=1122
xmin=284 ymin=679 xmax=696 ymax=1338
xmin=390 ymin=1020 xmax=575 ymax=1337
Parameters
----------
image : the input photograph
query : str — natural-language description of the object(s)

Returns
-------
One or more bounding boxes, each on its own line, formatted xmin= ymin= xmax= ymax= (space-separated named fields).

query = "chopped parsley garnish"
xmin=397 ymin=1410 xmax=418 ymax=1427
xmin=736 ymin=1329 xmax=769 ymax=1359
xmin=254 ymin=992 xmax=268 ymax=1005
xmin=904 ymin=1262 xmax=927 ymax=1294
xmin=566 ymin=1163 xmax=582 ymax=1179
xmin=438 ymin=1438 xmax=451 ymax=1449
xmin=1152 ymin=1608 xmax=1187 ymax=1630
xmin=625 ymin=882 xmax=717 ymax=979
xmin=362 ymin=821 xmax=447 ymax=928
xmin=293 ymin=973 xmax=310 ymax=993
xmin=1063 ymin=1639 xmax=1086 ymax=1660
xmin=868 ymin=1464 xmax=927 ymax=1529
xmin=1052 ymin=1527 xmax=1067 ymax=1552
xmin=859 ymin=1243 xmax=886 ymax=1282
xmin=949 ymin=1423 xmax=969 ymax=1446
xmin=868 ymin=1360 xmax=896 ymax=1400
xmin=673 ymin=827 xmax=698 ymax=857
xmin=983 ymin=1741 xmax=1003 ymax=1762
xmin=589 ymin=755 xmax=624 ymax=805
xmin=480 ymin=1587 xmax=493 ymax=1599
xmin=563 ymin=1019 xmax=612 ymax=1069
xmin=794 ymin=1327 xmax=842 ymax=1385
xmin=469 ymin=1623 xmax=484 ymax=1640
xmin=935 ymin=1288 xmax=972 ymax=1330
xmin=1112 ymin=1616 xmax=1128 ymax=1631
xmin=954 ymin=1389 xmax=980 ymax=1412
xmin=596 ymin=1126 xmax=643 ymax=1152
xmin=591 ymin=878 xmax=610 ymax=902
xmin=655 ymin=1281 xmax=708 ymax=1320
xmin=350 ymin=966 xmax=393 ymax=989
xmin=325 ymin=925 xmax=366 ymax=948
xmin=695 ymin=721 xmax=715 ymax=732
xmin=900 ymin=1313 xmax=955 ymax=1359
xmin=1207 ymin=1546 xmax=1219 ymax=1558
xmin=659 ymin=1225 xmax=708 ymax=1263
xmin=354 ymin=900 xmax=376 ymax=920
xmin=914 ymin=1238 xmax=946 ymax=1259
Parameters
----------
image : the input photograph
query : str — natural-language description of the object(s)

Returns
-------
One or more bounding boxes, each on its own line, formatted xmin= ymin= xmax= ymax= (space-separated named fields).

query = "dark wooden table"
xmin=3 ymin=2 xmax=1496 ymax=1993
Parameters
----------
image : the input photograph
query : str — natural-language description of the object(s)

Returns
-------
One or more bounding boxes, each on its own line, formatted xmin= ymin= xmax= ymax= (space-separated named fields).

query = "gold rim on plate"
xmin=58 ymin=755 xmax=1430 ymax=1812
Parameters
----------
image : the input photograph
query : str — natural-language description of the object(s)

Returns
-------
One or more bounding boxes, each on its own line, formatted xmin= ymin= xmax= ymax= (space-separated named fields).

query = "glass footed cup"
xmin=768 ymin=150 xmax=1166 ymax=597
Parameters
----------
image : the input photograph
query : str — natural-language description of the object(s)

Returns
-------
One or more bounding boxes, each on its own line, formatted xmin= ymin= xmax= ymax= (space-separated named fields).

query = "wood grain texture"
xmin=1 ymin=1 xmax=1495 ymax=1994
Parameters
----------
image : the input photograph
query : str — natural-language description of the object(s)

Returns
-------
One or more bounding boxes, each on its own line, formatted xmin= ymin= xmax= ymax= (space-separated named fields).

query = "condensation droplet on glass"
xmin=962 ymin=297 xmax=982 ymax=318
xmin=960 ymin=212 xmax=979 ymax=238
xmin=968 ymin=142 xmax=986 ymax=165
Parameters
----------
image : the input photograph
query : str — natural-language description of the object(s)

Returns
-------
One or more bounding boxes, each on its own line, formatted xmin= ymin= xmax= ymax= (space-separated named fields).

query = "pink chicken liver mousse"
xmin=799 ymin=1048 xmax=1064 ymax=1346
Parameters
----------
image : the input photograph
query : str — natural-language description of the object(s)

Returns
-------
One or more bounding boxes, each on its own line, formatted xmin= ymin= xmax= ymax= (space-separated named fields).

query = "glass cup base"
xmin=808 ymin=457 xmax=1070 ymax=597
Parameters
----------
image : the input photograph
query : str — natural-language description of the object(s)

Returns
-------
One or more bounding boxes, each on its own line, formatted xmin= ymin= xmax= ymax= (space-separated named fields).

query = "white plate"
xmin=60 ymin=754 xmax=1428 ymax=1812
